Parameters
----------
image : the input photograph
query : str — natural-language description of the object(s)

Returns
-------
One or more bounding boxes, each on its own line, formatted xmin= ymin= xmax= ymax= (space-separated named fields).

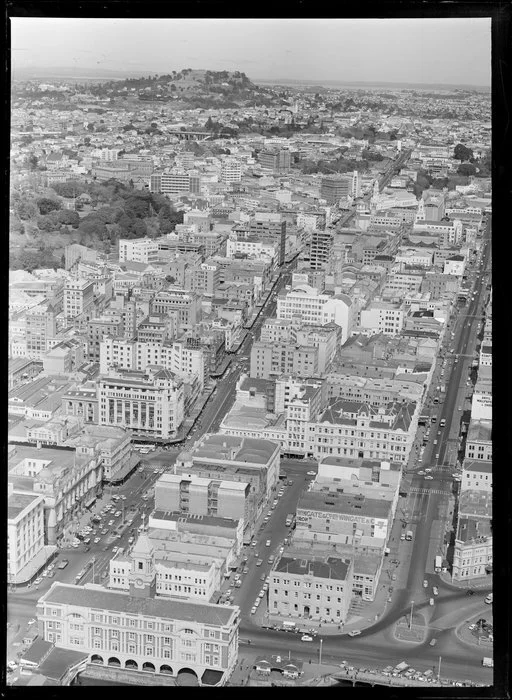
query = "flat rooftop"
xmin=298 ymin=491 xmax=391 ymax=519
xmin=8 ymin=491 xmax=41 ymax=520
xmin=151 ymin=508 xmax=239 ymax=530
xmin=275 ymin=555 xmax=350 ymax=581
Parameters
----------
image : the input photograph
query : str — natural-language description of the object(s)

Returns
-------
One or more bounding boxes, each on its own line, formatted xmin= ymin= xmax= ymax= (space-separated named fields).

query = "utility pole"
xmin=437 ymin=656 xmax=442 ymax=682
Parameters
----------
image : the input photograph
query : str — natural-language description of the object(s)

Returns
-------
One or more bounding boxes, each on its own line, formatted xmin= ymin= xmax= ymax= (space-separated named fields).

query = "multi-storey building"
xmin=150 ymin=288 xmax=201 ymax=334
xmin=191 ymin=261 xmax=220 ymax=297
xmin=220 ymin=159 xmax=242 ymax=184
xmin=149 ymin=171 xmax=201 ymax=197
xmin=250 ymin=341 xmax=319 ymax=380
xmin=8 ymin=445 xmax=102 ymax=545
xmin=320 ymin=176 xmax=351 ymax=205
xmin=360 ymin=301 xmax=404 ymax=336
xmin=465 ymin=419 xmax=492 ymax=461
xmin=98 ymin=367 xmax=184 ymax=441
xmin=269 ymin=555 xmax=353 ymax=624
xmin=99 ymin=338 xmax=204 ymax=388
xmin=36 ymin=551 xmax=240 ymax=686
xmin=175 ymin=434 xmax=281 ymax=534
xmin=87 ymin=316 xmax=124 ymax=360
xmin=63 ymin=278 xmax=95 ymax=321
xmin=24 ymin=303 xmax=58 ymax=360
xmin=309 ymin=229 xmax=334 ymax=270
xmin=309 ymin=398 xmax=418 ymax=464
xmin=118 ymin=238 xmax=159 ymax=265
xmin=277 ymin=285 xmax=354 ymax=344
xmin=258 ymin=149 xmax=291 ymax=173
xmin=8 ymin=484 xmax=46 ymax=583
xmin=62 ymin=384 xmax=99 ymax=424
xmin=155 ymin=474 xmax=250 ymax=525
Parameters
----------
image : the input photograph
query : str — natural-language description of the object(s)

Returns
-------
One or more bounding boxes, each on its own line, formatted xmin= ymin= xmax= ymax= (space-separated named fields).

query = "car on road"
xmin=418 ymin=470 xmax=425 ymax=475
xmin=112 ymin=546 xmax=118 ymax=553
xmin=306 ymin=471 xmax=316 ymax=476
xmin=93 ymin=537 xmax=101 ymax=544
xmin=485 ymin=593 xmax=493 ymax=604
xmin=348 ymin=630 xmax=361 ymax=637
xmin=423 ymin=579 xmax=428 ymax=588
xmin=435 ymin=454 xmax=440 ymax=460
xmin=425 ymin=468 xmax=432 ymax=472
xmin=432 ymin=586 xmax=439 ymax=596
xmin=263 ymin=516 xmax=270 ymax=523
xmin=101 ymin=528 xmax=108 ymax=535
xmin=251 ymin=540 xmax=257 ymax=547
xmin=256 ymin=559 xmax=263 ymax=567
xmin=250 ymin=607 xmax=257 ymax=615
xmin=268 ymin=556 xmax=274 ymax=564
xmin=458 ymin=406 xmax=462 ymax=411
xmin=301 ymin=635 xmax=313 ymax=642
xmin=400 ymin=533 xmax=406 ymax=541
xmin=425 ymin=475 xmax=434 ymax=480
xmin=28 ymin=618 xmax=36 ymax=625
xmin=260 ymin=573 xmax=266 ymax=581
xmin=429 ymin=638 xmax=437 ymax=646
xmin=84 ymin=537 xmax=91 ymax=544
xmin=108 ymin=520 xmax=114 ymax=526
xmin=429 ymin=598 xmax=435 ymax=606
xmin=128 ymin=536 xmax=134 ymax=544
xmin=114 ymin=511 xmax=121 ymax=517
xmin=243 ymin=566 xmax=249 ymax=575
xmin=265 ymin=539 xmax=271 ymax=547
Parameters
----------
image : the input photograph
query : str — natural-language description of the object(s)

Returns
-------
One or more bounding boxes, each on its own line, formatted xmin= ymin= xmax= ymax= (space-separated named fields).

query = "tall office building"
xmin=309 ymin=229 xmax=334 ymax=270
xmin=258 ymin=149 xmax=291 ymax=173
xmin=63 ymin=278 xmax=95 ymax=321
xmin=220 ymin=159 xmax=242 ymax=184
xmin=320 ymin=176 xmax=351 ymax=205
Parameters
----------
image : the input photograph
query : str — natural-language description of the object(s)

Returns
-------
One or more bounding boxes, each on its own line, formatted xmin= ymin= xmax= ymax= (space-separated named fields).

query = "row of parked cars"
xmin=250 ymin=577 xmax=270 ymax=615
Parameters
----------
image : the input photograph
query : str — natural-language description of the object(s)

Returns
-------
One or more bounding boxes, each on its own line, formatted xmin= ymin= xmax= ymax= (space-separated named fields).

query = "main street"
xmin=8 ymin=218 xmax=492 ymax=685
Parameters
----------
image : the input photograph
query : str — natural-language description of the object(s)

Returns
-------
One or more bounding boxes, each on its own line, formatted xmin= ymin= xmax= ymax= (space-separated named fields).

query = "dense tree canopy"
xmin=453 ymin=143 xmax=474 ymax=162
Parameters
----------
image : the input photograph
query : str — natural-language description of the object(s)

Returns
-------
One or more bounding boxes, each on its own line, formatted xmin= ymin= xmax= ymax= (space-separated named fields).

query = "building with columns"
xmin=98 ymin=366 xmax=185 ymax=441
xmin=36 ymin=536 xmax=240 ymax=686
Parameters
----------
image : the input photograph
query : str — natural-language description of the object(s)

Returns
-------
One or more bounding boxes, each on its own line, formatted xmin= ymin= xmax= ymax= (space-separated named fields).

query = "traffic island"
xmin=393 ymin=613 xmax=427 ymax=643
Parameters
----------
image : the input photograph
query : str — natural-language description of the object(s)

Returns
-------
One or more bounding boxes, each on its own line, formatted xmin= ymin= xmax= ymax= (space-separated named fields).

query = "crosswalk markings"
xmin=409 ymin=487 xmax=450 ymax=496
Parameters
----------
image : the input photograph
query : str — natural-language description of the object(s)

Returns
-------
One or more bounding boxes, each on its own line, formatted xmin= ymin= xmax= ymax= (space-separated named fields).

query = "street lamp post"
xmin=409 ymin=601 xmax=414 ymax=630
xmin=437 ymin=656 xmax=442 ymax=682
xmin=319 ymin=638 xmax=323 ymax=666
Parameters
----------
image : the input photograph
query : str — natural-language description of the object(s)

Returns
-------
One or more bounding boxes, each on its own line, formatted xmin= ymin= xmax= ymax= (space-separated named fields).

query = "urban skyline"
xmin=8 ymin=11 xmax=494 ymax=691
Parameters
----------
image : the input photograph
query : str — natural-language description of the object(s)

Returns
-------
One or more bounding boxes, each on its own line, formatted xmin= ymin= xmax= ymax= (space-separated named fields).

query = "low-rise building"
xmin=269 ymin=555 xmax=353 ymax=624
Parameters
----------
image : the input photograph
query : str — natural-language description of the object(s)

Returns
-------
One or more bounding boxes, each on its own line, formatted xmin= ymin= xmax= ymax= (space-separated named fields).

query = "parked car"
xmin=425 ymin=475 xmax=434 ymax=480
xmin=265 ymin=539 xmax=271 ymax=547
xmin=250 ymin=607 xmax=257 ymax=615
xmin=432 ymin=586 xmax=439 ymax=596
xmin=301 ymin=635 xmax=313 ymax=642
xmin=348 ymin=630 xmax=361 ymax=637
xmin=429 ymin=598 xmax=435 ymax=606
xmin=307 ymin=471 xmax=316 ymax=476
xmin=423 ymin=580 xmax=428 ymax=588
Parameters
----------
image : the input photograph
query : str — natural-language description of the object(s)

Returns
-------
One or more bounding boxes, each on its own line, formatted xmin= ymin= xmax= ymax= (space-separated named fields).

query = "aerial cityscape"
xmin=8 ymin=16 xmax=493 ymax=689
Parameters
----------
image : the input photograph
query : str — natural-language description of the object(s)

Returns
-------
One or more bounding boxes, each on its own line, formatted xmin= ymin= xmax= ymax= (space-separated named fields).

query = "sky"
xmin=11 ymin=18 xmax=491 ymax=86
